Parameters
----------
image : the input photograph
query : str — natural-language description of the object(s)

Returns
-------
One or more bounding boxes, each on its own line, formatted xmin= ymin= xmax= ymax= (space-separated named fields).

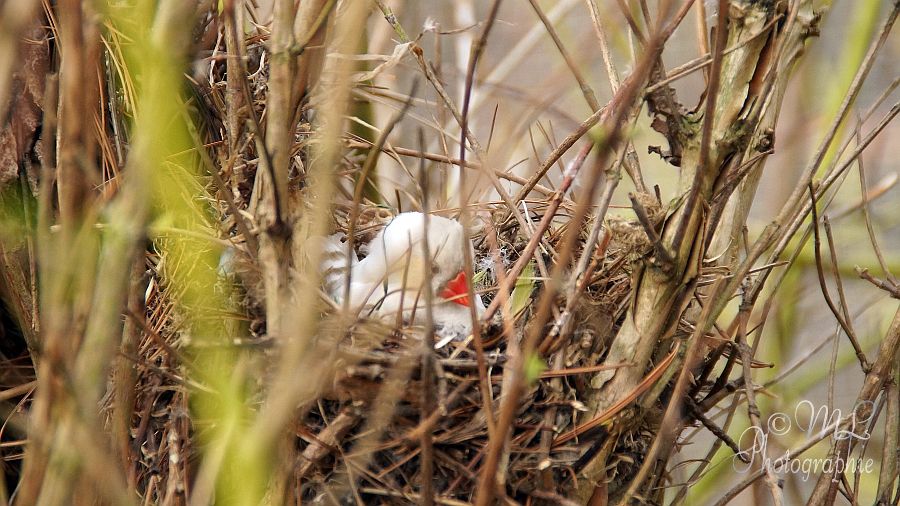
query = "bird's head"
xmin=375 ymin=212 xmax=475 ymax=308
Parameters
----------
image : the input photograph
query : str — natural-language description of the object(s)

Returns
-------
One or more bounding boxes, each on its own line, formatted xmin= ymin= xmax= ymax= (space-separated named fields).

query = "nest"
xmin=135 ymin=212 xmax=653 ymax=505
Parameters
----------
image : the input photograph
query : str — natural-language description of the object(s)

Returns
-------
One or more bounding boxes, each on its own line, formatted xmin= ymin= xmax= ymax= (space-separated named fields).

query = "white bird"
xmin=311 ymin=212 xmax=484 ymax=341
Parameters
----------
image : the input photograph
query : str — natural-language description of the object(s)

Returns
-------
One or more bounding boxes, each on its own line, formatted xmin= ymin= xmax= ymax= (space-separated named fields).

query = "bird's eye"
xmin=431 ymin=264 xmax=441 ymax=275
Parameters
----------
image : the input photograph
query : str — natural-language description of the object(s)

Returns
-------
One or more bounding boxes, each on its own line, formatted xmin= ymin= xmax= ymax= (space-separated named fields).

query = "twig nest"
xmin=607 ymin=192 xmax=665 ymax=251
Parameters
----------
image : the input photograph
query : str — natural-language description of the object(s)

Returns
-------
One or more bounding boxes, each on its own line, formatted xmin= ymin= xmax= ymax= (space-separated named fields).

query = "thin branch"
xmin=527 ymin=0 xmax=601 ymax=112
xmin=452 ymin=3 xmax=507 ymax=505
xmin=584 ymin=0 xmax=648 ymax=191
xmin=856 ymin=136 xmax=897 ymax=286
xmin=344 ymin=139 xmax=563 ymax=199
xmin=630 ymin=191 xmax=674 ymax=270
xmin=418 ymin=131 xmax=435 ymax=506
xmin=345 ymin=81 xmax=418 ymax=305
xmin=808 ymin=185 xmax=869 ymax=371
xmin=855 ymin=267 xmax=900 ymax=299
xmin=615 ymin=0 xmax=648 ymax=45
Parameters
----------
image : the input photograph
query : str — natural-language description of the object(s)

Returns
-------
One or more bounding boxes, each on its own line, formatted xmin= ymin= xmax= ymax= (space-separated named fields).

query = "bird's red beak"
xmin=439 ymin=271 xmax=471 ymax=307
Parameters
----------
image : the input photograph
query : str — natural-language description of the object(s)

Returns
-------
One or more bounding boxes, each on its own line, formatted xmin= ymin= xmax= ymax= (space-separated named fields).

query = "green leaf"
xmin=524 ymin=352 xmax=546 ymax=387
xmin=511 ymin=261 xmax=535 ymax=316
